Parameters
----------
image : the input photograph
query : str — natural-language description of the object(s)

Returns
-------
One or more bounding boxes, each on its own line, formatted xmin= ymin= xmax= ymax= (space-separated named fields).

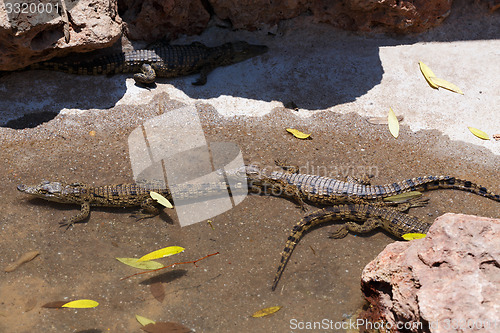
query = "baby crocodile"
xmin=17 ymin=180 xmax=244 ymax=228
xmin=22 ymin=41 xmax=268 ymax=85
xmin=271 ymin=203 xmax=431 ymax=291
xmin=231 ymin=164 xmax=500 ymax=206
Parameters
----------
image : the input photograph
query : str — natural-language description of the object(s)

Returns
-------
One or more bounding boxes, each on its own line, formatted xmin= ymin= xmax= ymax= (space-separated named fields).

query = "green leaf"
xmin=383 ymin=191 xmax=422 ymax=202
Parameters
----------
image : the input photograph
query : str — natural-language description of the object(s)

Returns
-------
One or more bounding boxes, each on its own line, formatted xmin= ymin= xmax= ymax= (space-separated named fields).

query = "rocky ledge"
xmin=360 ymin=213 xmax=500 ymax=333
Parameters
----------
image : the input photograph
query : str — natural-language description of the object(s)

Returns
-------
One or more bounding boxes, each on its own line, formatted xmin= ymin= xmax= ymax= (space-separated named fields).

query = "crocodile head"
xmin=228 ymin=41 xmax=268 ymax=63
xmin=17 ymin=181 xmax=85 ymax=204
xmin=222 ymin=165 xmax=262 ymax=181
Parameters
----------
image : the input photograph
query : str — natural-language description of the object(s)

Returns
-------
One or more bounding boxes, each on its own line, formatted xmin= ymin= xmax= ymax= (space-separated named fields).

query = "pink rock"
xmin=360 ymin=213 xmax=500 ymax=332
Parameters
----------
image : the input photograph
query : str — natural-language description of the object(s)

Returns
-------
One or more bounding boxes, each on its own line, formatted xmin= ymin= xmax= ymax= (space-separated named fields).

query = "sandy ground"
xmin=0 ymin=1 xmax=499 ymax=332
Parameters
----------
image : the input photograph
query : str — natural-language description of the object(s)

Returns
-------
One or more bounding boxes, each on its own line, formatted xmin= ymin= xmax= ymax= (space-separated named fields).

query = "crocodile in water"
xmin=232 ymin=164 xmax=500 ymax=206
xmin=271 ymin=203 xmax=431 ymax=290
xmin=17 ymin=180 xmax=244 ymax=228
xmin=20 ymin=41 xmax=268 ymax=86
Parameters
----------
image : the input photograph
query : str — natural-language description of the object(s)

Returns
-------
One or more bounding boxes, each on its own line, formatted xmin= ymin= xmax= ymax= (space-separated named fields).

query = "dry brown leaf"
xmin=142 ymin=322 xmax=192 ymax=333
xmin=24 ymin=298 xmax=37 ymax=313
xmin=42 ymin=301 xmax=67 ymax=308
xmin=366 ymin=115 xmax=404 ymax=125
xmin=5 ymin=251 xmax=40 ymax=272
xmin=150 ymin=282 xmax=165 ymax=303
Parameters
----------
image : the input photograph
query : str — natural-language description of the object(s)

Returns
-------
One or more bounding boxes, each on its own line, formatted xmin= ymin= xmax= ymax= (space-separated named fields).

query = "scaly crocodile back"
xmin=270 ymin=172 xmax=500 ymax=202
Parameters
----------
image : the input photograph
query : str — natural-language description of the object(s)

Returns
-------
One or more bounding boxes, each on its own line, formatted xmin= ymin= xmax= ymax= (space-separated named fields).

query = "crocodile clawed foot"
xmin=59 ymin=220 xmax=74 ymax=231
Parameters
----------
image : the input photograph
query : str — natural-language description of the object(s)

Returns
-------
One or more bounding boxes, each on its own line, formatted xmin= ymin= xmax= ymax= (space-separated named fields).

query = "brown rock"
xmin=210 ymin=0 xmax=309 ymax=30
xmin=360 ymin=213 xmax=500 ymax=332
xmin=310 ymin=0 xmax=452 ymax=33
xmin=119 ymin=0 xmax=210 ymax=41
xmin=0 ymin=0 xmax=122 ymax=70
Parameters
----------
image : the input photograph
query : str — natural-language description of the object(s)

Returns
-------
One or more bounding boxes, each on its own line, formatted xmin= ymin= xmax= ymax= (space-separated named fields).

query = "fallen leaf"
xmin=387 ymin=108 xmax=399 ymax=138
xmin=138 ymin=246 xmax=185 ymax=262
xmin=418 ymin=61 xmax=439 ymax=89
xmin=61 ymin=299 xmax=99 ymax=308
xmin=24 ymin=298 xmax=37 ymax=313
xmin=116 ymin=258 xmax=164 ymax=270
xmin=468 ymin=127 xmax=490 ymax=140
xmin=252 ymin=306 xmax=282 ymax=318
xmin=402 ymin=233 xmax=426 ymax=241
xmin=366 ymin=115 xmax=404 ymax=125
xmin=383 ymin=191 xmax=422 ymax=202
xmin=150 ymin=191 xmax=173 ymax=208
xmin=136 ymin=314 xmax=156 ymax=326
xmin=429 ymin=76 xmax=464 ymax=95
xmin=42 ymin=301 xmax=67 ymax=308
xmin=150 ymin=282 xmax=165 ymax=303
xmin=286 ymin=128 xmax=310 ymax=139
xmin=5 ymin=250 xmax=40 ymax=272
xmin=142 ymin=322 xmax=192 ymax=333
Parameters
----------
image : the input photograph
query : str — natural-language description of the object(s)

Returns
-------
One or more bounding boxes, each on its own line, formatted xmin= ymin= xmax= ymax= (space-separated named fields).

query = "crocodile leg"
xmin=271 ymin=204 xmax=429 ymax=291
xmin=59 ymin=201 xmax=91 ymax=229
xmin=192 ymin=66 xmax=210 ymax=85
xmin=329 ymin=218 xmax=381 ymax=238
xmin=130 ymin=198 xmax=161 ymax=221
xmin=133 ymin=64 xmax=156 ymax=85
xmin=274 ymin=159 xmax=300 ymax=174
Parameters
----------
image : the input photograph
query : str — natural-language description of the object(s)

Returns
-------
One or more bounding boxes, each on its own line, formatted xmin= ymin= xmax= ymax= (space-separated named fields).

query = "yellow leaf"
xmin=116 ymin=258 xmax=164 ymax=270
xmin=286 ymin=128 xmax=310 ymax=139
xmin=468 ymin=127 xmax=490 ymax=140
xmin=136 ymin=314 xmax=156 ymax=326
xmin=61 ymin=299 xmax=99 ymax=308
xmin=402 ymin=233 xmax=426 ymax=241
xmin=419 ymin=61 xmax=439 ymax=89
xmin=387 ymin=108 xmax=399 ymax=138
xmin=252 ymin=306 xmax=282 ymax=318
xmin=150 ymin=191 xmax=173 ymax=208
xmin=383 ymin=191 xmax=422 ymax=203
xmin=137 ymin=246 xmax=185 ymax=262
xmin=429 ymin=77 xmax=464 ymax=95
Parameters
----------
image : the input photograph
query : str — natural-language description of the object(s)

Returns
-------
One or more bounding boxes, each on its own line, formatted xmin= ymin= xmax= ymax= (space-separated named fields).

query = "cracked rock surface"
xmin=361 ymin=213 xmax=500 ymax=332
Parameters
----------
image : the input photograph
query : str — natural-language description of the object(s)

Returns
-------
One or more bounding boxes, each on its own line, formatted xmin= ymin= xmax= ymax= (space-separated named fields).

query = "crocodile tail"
xmin=272 ymin=206 xmax=347 ymax=291
xmin=28 ymin=53 xmax=127 ymax=75
xmin=393 ymin=176 xmax=500 ymax=202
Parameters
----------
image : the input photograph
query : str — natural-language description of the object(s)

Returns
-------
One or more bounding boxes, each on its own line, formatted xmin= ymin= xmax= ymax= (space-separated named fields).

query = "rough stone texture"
xmin=210 ymin=0 xmax=453 ymax=33
xmin=360 ymin=213 xmax=500 ymax=332
xmin=0 ymin=0 xmax=122 ymax=70
xmin=118 ymin=0 xmax=210 ymax=41
xmin=209 ymin=0 xmax=309 ymax=30
xmin=310 ymin=0 xmax=452 ymax=33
